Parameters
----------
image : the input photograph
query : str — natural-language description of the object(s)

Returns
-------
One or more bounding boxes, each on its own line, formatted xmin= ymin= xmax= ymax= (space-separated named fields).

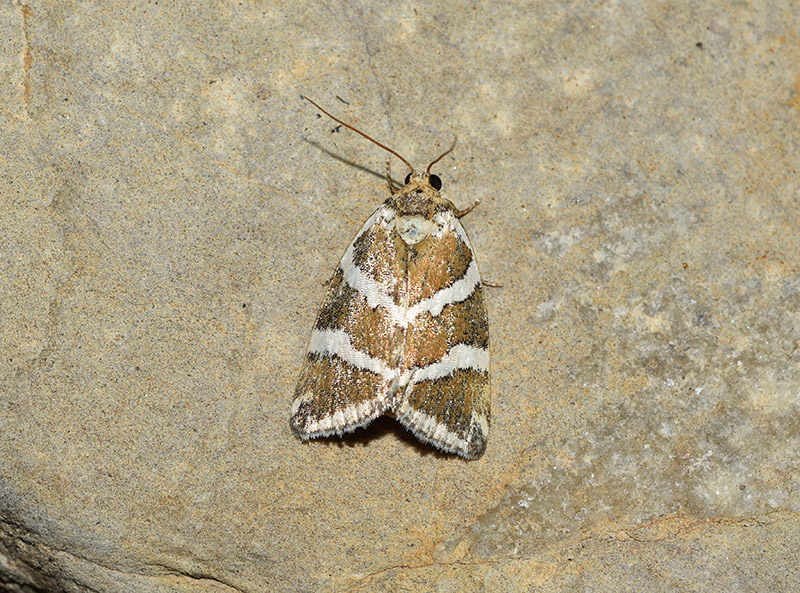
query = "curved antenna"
xmin=426 ymin=137 xmax=457 ymax=175
xmin=302 ymin=96 xmax=414 ymax=174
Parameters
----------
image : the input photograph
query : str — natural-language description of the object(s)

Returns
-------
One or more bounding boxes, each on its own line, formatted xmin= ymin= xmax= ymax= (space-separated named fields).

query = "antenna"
xmin=426 ymin=137 xmax=457 ymax=175
xmin=302 ymin=96 xmax=414 ymax=174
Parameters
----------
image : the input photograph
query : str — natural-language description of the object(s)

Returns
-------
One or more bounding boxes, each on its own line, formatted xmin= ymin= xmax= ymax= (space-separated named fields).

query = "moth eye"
xmin=429 ymin=174 xmax=442 ymax=191
xmin=404 ymin=173 xmax=411 ymax=185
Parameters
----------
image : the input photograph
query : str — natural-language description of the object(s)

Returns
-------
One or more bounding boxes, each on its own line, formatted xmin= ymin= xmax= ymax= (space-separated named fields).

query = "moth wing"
xmin=392 ymin=210 xmax=490 ymax=459
xmin=291 ymin=205 xmax=405 ymax=439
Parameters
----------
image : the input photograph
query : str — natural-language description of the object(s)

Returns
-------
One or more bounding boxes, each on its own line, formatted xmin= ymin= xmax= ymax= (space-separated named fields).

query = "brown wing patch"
xmin=405 ymin=285 xmax=488 ymax=368
xmin=407 ymin=229 xmax=473 ymax=302
xmin=315 ymin=269 xmax=404 ymax=362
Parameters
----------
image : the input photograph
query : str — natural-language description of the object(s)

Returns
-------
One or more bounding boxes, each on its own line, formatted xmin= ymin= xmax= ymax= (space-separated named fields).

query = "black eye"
xmin=429 ymin=174 xmax=442 ymax=190
xmin=404 ymin=173 xmax=411 ymax=185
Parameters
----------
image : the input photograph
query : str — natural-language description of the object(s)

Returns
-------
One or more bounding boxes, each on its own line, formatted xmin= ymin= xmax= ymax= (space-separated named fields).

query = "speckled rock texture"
xmin=1 ymin=1 xmax=798 ymax=592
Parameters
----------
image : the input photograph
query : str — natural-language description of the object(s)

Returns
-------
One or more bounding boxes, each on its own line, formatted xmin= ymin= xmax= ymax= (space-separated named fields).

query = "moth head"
xmin=403 ymin=138 xmax=456 ymax=192
xmin=404 ymin=171 xmax=443 ymax=191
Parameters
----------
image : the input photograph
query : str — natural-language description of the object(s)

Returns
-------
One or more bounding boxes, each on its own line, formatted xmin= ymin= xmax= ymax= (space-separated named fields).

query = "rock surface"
xmin=1 ymin=1 xmax=798 ymax=592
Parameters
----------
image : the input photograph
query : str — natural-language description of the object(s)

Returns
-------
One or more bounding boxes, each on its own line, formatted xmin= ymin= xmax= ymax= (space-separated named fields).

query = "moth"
xmin=290 ymin=97 xmax=490 ymax=459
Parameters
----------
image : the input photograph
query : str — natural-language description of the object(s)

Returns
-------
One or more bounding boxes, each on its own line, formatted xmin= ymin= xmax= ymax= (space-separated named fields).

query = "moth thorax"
xmin=396 ymin=215 xmax=434 ymax=245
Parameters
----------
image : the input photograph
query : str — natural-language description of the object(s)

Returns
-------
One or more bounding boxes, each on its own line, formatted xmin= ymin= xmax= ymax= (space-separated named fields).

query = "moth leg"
xmin=455 ymin=200 xmax=480 ymax=218
xmin=386 ymin=158 xmax=398 ymax=195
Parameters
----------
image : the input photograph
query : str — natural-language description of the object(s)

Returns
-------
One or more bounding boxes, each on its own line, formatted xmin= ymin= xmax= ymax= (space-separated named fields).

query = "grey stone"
xmin=1 ymin=1 xmax=798 ymax=592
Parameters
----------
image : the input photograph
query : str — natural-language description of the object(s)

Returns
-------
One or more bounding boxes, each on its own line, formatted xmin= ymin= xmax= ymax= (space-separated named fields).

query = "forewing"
xmin=392 ymin=211 xmax=490 ymax=459
xmin=291 ymin=205 xmax=406 ymax=439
